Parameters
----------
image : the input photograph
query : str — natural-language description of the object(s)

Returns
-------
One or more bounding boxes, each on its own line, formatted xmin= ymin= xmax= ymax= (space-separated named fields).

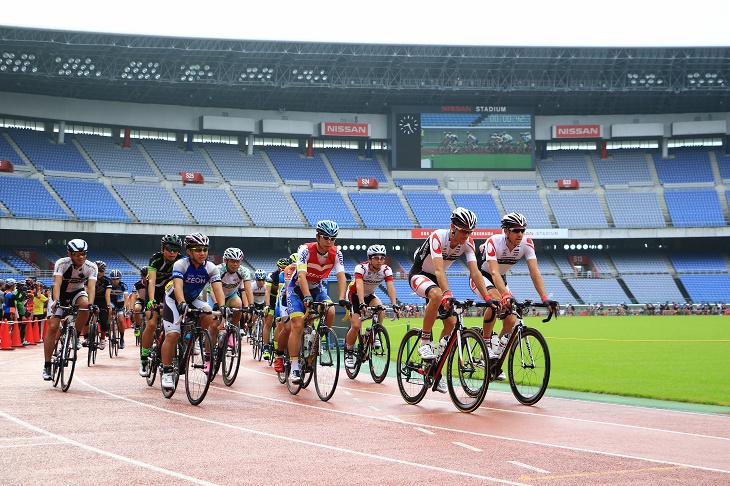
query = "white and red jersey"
xmin=478 ymin=233 xmax=536 ymax=276
xmin=289 ymin=242 xmax=345 ymax=291
xmin=410 ymin=228 xmax=477 ymax=275
xmin=347 ymin=261 xmax=394 ymax=299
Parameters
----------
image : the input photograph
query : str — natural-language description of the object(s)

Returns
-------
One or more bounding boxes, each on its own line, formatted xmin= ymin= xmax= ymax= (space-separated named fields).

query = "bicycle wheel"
xmin=146 ymin=343 xmax=158 ymax=387
xmin=60 ymin=327 xmax=77 ymax=392
xmin=313 ymin=327 xmax=339 ymax=402
xmin=345 ymin=334 xmax=362 ymax=380
xmin=222 ymin=327 xmax=242 ymax=386
xmin=108 ymin=318 xmax=117 ymax=358
xmin=51 ymin=330 xmax=64 ymax=387
xmin=285 ymin=353 xmax=303 ymax=395
xmin=87 ymin=319 xmax=96 ymax=367
xmin=369 ymin=324 xmax=390 ymax=384
xmin=446 ymin=329 xmax=489 ymax=413
xmin=277 ymin=350 xmax=289 ymax=384
xmin=508 ymin=327 xmax=550 ymax=406
xmin=396 ymin=329 xmax=428 ymax=405
xmin=252 ymin=317 xmax=263 ymax=361
xmin=161 ymin=339 xmax=183 ymax=399
xmin=185 ymin=327 xmax=213 ymax=405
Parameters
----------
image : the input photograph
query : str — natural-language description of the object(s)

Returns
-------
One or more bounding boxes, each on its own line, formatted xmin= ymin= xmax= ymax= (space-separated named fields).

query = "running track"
xmin=1 ymin=341 xmax=729 ymax=485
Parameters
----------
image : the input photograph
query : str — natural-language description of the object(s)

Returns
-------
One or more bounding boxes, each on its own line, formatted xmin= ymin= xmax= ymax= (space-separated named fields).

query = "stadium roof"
xmin=1 ymin=27 xmax=729 ymax=117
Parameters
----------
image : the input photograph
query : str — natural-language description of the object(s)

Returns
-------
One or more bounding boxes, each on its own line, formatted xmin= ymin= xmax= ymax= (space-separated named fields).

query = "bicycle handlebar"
xmin=361 ymin=305 xmax=400 ymax=322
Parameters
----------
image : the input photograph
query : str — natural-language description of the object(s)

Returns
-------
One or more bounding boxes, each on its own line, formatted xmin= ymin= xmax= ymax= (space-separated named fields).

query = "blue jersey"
xmin=110 ymin=281 xmax=128 ymax=305
xmin=170 ymin=257 xmax=221 ymax=303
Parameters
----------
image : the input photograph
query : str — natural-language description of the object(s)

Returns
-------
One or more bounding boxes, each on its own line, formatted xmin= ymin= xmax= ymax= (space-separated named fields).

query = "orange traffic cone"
xmin=28 ymin=320 xmax=38 ymax=345
xmin=0 ymin=320 xmax=14 ymax=351
xmin=33 ymin=319 xmax=41 ymax=344
xmin=10 ymin=320 xmax=23 ymax=347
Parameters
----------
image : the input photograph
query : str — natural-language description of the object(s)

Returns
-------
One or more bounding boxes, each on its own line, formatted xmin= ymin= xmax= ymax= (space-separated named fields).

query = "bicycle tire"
xmin=87 ymin=318 xmax=96 ymax=367
xmin=277 ymin=350 xmax=288 ymax=384
xmin=313 ymin=327 xmax=340 ymax=402
xmin=161 ymin=339 xmax=183 ymax=399
xmin=108 ymin=317 xmax=117 ymax=359
xmin=285 ymin=353 xmax=303 ymax=395
xmin=60 ymin=327 xmax=77 ymax=392
xmin=508 ymin=326 xmax=550 ymax=406
xmin=344 ymin=334 xmax=362 ymax=380
xmin=146 ymin=328 xmax=162 ymax=387
xmin=369 ymin=324 xmax=390 ymax=384
xmin=396 ymin=328 xmax=428 ymax=405
xmin=51 ymin=329 xmax=64 ymax=387
xmin=446 ymin=329 xmax=489 ymax=413
xmin=222 ymin=327 xmax=242 ymax=386
xmin=186 ymin=327 xmax=213 ymax=405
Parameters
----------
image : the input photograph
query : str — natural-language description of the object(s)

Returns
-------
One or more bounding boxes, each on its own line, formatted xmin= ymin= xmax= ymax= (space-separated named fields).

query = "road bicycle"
xmin=160 ymin=307 xmax=215 ymax=405
xmin=133 ymin=309 xmax=145 ymax=347
xmin=85 ymin=305 xmax=100 ymax=367
xmin=250 ymin=308 xmax=265 ymax=361
xmin=144 ymin=305 xmax=165 ymax=387
xmin=108 ymin=312 xmax=120 ymax=358
xmin=396 ymin=299 xmax=491 ymax=413
xmin=285 ymin=301 xmax=345 ymax=402
xmin=488 ymin=299 xmax=554 ymax=406
xmin=210 ymin=307 xmax=242 ymax=386
xmin=344 ymin=305 xmax=395 ymax=383
xmin=50 ymin=305 xmax=84 ymax=392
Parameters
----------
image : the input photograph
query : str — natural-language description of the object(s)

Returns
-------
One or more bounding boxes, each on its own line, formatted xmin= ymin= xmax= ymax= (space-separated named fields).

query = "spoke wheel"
xmin=108 ymin=318 xmax=117 ymax=358
xmin=396 ymin=329 xmax=428 ymax=405
xmin=369 ymin=324 xmax=390 ymax=383
xmin=277 ymin=350 xmax=289 ymax=384
xmin=446 ymin=329 xmax=489 ymax=413
xmin=251 ymin=317 xmax=263 ymax=361
xmin=285 ymin=353 xmax=303 ymax=395
xmin=313 ymin=327 xmax=340 ymax=401
xmin=508 ymin=327 xmax=551 ymax=406
xmin=51 ymin=330 xmax=64 ymax=387
xmin=60 ymin=328 xmax=77 ymax=392
xmin=222 ymin=327 xmax=242 ymax=386
xmin=161 ymin=340 xmax=182 ymax=399
xmin=87 ymin=320 xmax=96 ymax=367
xmin=185 ymin=328 xmax=213 ymax=405
xmin=344 ymin=334 xmax=362 ymax=380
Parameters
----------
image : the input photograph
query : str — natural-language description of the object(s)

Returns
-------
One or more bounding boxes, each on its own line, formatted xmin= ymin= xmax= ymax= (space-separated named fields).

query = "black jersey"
xmin=148 ymin=251 xmax=181 ymax=289
xmin=93 ymin=275 xmax=112 ymax=304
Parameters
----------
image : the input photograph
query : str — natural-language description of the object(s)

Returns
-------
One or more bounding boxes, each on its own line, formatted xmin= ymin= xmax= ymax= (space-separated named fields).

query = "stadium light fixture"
xmin=54 ymin=55 xmax=98 ymax=77
xmin=121 ymin=60 xmax=160 ymax=81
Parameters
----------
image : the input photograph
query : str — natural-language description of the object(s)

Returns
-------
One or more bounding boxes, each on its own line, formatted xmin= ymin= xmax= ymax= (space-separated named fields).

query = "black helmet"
xmin=160 ymin=234 xmax=182 ymax=249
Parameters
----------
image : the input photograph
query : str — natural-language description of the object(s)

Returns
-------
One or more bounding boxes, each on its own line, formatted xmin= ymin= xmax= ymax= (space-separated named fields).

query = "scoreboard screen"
xmin=393 ymin=105 xmax=534 ymax=170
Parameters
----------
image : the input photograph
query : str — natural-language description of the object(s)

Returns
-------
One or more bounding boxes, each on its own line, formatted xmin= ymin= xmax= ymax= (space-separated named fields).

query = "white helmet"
xmin=501 ymin=212 xmax=527 ymax=229
xmin=367 ymin=244 xmax=387 ymax=257
xmin=6 ymin=278 xmax=16 ymax=286
xmin=450 ymin=207 xmax=477 ymax=230
xmin=66 ymin=239 xmax=88 ymax=253
xmin=223 ymin=247 xmax=244 ymax=261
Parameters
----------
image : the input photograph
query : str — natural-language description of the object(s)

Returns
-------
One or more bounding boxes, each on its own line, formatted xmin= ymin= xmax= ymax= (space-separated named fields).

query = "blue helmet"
xmin=315 ymin=220 xmax=339 ymax=238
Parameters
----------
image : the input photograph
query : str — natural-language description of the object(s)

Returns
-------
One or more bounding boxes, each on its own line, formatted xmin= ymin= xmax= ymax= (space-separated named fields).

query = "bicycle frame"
xmin=491 ymin=300 xmax=554 ymax=372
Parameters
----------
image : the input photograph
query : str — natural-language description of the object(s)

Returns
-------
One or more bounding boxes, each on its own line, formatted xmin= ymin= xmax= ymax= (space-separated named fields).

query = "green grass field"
xmin=356 ymin=314 xmax=730 ymax=406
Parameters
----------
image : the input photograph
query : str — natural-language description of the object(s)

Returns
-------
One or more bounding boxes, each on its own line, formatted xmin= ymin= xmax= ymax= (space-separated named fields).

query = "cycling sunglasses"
xmin=509 ymin=228 xmax=526 ymax=234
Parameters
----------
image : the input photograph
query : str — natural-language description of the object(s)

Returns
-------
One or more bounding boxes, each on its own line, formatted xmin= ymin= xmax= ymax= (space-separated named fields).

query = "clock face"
xmin=398 ymin=115 xmax=419 ymax=135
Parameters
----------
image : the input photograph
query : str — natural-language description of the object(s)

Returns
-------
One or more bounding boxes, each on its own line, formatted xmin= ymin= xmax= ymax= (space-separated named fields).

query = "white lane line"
xmin=509 ymin=461 xmax=550 ymax=474
xmin=342 ymin=390 xmax=352 ymax=396
xmin=0 ymin=410 xmax=220 ymax=486
xmin=453 ymin=442 xmax=482 ymax=452
xmin=207 ymin=380 xmax=730 ymax=475
xmin=367 ymin=405 xmax=380 ymax=412
xmin=415 ymin=427 xmax=436 ymax=435
xmin=76 ymin=379 xmax=528 ymax=485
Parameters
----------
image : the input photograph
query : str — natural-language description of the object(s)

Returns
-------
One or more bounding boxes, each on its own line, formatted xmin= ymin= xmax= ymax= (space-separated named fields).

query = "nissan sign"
xmin=321 ymin=122 xmax=370 ymax=137
xmin=552 ymin=124 xmax=603 ymax=139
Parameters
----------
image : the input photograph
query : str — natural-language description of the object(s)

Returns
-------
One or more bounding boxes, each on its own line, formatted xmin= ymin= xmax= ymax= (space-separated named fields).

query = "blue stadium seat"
xmin=664 ymin=189 xmax=725 ymax=227
xmin=403 ymin=192 xmax=452 ymax=228
xmin=537 ymin=153 xmax=593 ymax=185
xmin=349 ymin=192 xmax=412 ymax=228
xmin=112 ymin=183 xmax=192 ymax=224
xmin=621 ymin=274 xmax=684 ymax=303
xmin=76 ymin=134 xmax=157 ymax=177
xmin=174 ymin=186 xmax=249 ymax=226
xmin=451 ymin=193 xmax=501 ymax=228
xmin=605 ymin=192 xmax=666 ymax=228
xmin=7 ymin=128 xmax=94 ymax=173
xmin=0 ymin=176 xmax=71 ymax=220
xmin=47 ymin=178 xmax=133 ymax=222
xmin=325 ymin=149 xmax=387 ymax=184
xmin=140 ymin=139 xmax=215 ymax=179
xmin=291 ymin=191 xmax=359 ymax=228
xmin=204 ymin=145 xmax=277 ymax=183
xmin=499 ymin=192 xmax=552 ymax=228
xmin=547 ymin=193 xmax=608 ymax=228
xmin=265 ymin=147 xmax=334 ymax=185
xmin=231 ymin=187 xmax=305 ymax=227
xmin=653 ymin=149 xmax=715 ymax=184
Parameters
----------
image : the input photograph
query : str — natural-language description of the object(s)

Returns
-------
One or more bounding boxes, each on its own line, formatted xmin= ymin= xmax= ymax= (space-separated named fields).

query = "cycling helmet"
xmin=254 ymin=269 xmax=266 ymax=280
xmin=95 ymin=260 xmax=107 ymax=272
xmin=276 ymin=257 xmax=290 ymax=268
xmin=160 ymin=234 xmax=182 ymax=248
xmin=315 ymin=220 xmax=339 ymax=238
xmin=184 ymin=232 xmax=209 ymax=249
xmin=66 ymin=238 xmax=88 ymax=253
xmin=223 ymin=247 xmax=244 ymax=261
xmin=6 ymin=278 xmax=16 ymax=286
xmin=450 ymin=207 xmax=477 ymax=230
xmin=501 ymin=212 xmax=527 ymax=229
xmin=109 ymin=269 xmax=122 ymax=279
xmin=367 ymin=244 xmax=387 ymax=257
xmin=140 ymin=266 xmax=148 ymax=277
xmin=289 ymin=253 xmax=298 ymax=264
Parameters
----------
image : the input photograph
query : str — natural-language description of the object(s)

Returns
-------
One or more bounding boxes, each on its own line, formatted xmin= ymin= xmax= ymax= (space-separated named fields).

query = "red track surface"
xmin=2 ymin=341 xmax=729 ymax=485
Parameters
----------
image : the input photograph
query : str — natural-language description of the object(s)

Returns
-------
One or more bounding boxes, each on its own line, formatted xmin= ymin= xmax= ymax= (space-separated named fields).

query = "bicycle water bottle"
xmin=436 ymin=337 xmax=447 ymax=358
xmin=303 ymin=333 xmax=311 ymax=358
xmin=309 ymin=329 xmax=317 ymax=351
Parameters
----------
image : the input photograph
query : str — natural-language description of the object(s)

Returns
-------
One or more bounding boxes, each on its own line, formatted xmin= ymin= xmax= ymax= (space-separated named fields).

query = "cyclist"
xmin=208 ymin=247 xmax=253 ymax=344
xmin=344 ymin=244 xmax=400 ymax=369
xmin=408 ymin=208 xmax=494 ymax=393
xmin=131 ymin=267 xmax=149 ymax=339
xmin=86 ymin=260 xmax=111 ymax=350
xmin=160 ymin=233 xmax=225 ymax=390
xmin=42 ymin=239 xmax=98 ymax=381
xmin=279 ymin=221 xmax=349 ymax=384
xmin=139 ymin=234 xmax=183 ymax=377
xmin=271 ymin=253 xmax=298 ymax=367
xmin=262 ymin=256 xmax=291 ymax=361
xmin=251 ymin=269 xmax=268 ymax=311
xmin=472 ymin=212 xmax=559 ymax=364
xmin=108 ymin=269 xmax=129 ymax=349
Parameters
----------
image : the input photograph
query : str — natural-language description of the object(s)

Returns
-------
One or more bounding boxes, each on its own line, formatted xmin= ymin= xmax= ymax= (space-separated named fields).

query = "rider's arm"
xmin=336 ymin=271 xmax=347 ymax=302
xmin=173 ymin=277 xmax=185 ymax=306
xmin=147 ymin=269 xmax=157 ymax=302
xmin=86 ymin=279 xmax=97 ymax=305
xmin=243 ymin=280 xmax=254 ymax=308
xmin=355 ymin=277 xmax=365 ymax=306
xmin=105 ymin=287 xmax=111 ymax=308
xmin=432 ymin=255 xmax=450 ymax=296
xmin=264 ymin=282 xmax=271 ymax=304
xmin=487 ymin=259 xmax=509 ymax=296
xmin=526 ymin=258 xmax=549 ymax=302
xmin=385 ymin=279 xmax=398 ymax=307
xmin=467 ymin=259 xmax=491 ymax=301
xmin=297 ymin=267 xmax=311 ymax=299
xmin=210 ymin=281 xmax=226 ymax=311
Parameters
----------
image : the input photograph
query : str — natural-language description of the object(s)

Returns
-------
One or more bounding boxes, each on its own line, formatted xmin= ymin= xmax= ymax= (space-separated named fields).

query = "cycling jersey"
xmin=266 ymin=268 xmax=283 ymax=306
xmin=410 ymin=228 xmax=477 ymax=276
xmin=216 ymin=263 xmax=250 ymax=299
xmin=133 ymin=279 xmax=148 ymax=303
xmin=93 ymin=275 xmax=112 ymax=305
xmin=148 ymin=251 xmax=181 ymax=289
xmin=478 ymin=233 xmax=536 ymax=276
xmin=169 ymin=257 xmax=221 ymax=303
xmin=288 ymin=242 xmax=344 ymax=293
xmin=347 ymin=261 xmax=394 ymax=300
xmin=110 ymin=281 xmax=128 ymax=308
xmin=54 ymin=258 xmax=98 ymax=295
xmin=251 ymin=280 xmax=267 ymax=305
